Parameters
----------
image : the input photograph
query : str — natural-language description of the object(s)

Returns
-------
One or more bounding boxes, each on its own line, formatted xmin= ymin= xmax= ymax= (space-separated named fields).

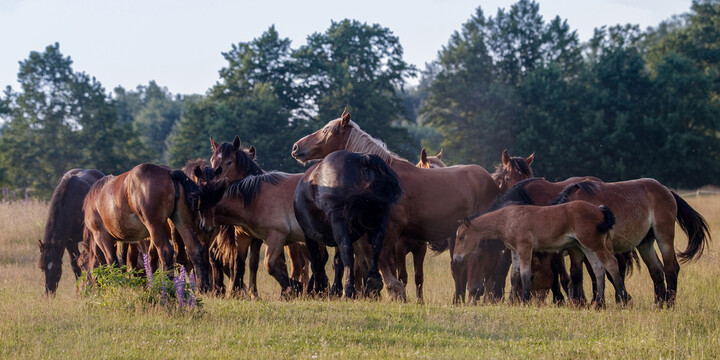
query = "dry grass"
xmin=0 ymin=195 xmax=719 ymax=359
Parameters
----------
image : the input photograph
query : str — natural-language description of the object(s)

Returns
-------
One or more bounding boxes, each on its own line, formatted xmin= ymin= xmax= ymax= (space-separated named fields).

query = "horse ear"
xmin=420 ymin=148 xmax=428 ymax=165
xmin=436 ymin=149 xmax=443 ymax=160
xmin=215 ymin=166 xmax=223 ymax=176
xmin=341 ymin=108 xmax=351 ymax=127
xmin=193 ymin=166 xmax=203 ymax=180
xmin=210 ymin=137 xmax=220 ymax=152
xmin=463 ymin=217 xmax=472 ymax=228
xmin=526 ymin=153 xmax=535 ymax=165
xmin=233 ymin=136 xmax=241 ymax=151
xmin=502 ymin=150 xmax=510 ymax=166
xmin=248 ymin=146 xmax=257 ymax=160
xmin=38 ymin=239 xmax=43 ymax=250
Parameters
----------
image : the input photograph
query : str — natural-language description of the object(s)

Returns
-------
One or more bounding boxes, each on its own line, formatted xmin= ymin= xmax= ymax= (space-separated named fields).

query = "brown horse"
xmin=492 ymin=150 xmax=535 ymax=192
xmin=291 ymin=109 xmax=502 ymax=301
xmin=205 ymin=137 xmax=314 ymax=296
xmin=82 ymin=163 xmax=211 ymax=291
xmin=416 ymin=148 xmax=445 ymax=169
xmin=453 ymin=201 xmax=628 ymax=308
xmin=38 ymin=168 xmax=105 ymax=294
xmin=553 ymin=179 xmax=711 ymax=306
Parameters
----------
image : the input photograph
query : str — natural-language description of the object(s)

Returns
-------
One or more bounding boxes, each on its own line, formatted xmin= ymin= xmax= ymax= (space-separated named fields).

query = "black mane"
xmin=224 ymin=171 xmax=287 ymax=207
xmin=218 ymin=142 xmax=263 ymax=177
xmin=550 ymin=181 xmax=599 ymax=205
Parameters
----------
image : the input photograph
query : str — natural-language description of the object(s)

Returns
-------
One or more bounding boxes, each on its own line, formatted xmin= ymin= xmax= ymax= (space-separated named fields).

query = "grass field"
xmin=1 ymin=196 xmax=719 ymax=359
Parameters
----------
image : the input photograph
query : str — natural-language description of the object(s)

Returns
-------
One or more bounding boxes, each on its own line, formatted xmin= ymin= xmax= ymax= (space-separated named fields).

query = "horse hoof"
xmin=365 ymin=277 xmax=383 ymax=295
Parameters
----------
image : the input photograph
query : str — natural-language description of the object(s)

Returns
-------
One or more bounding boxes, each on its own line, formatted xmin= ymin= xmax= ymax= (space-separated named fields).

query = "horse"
xmin=204 ymin=137 xmax=314 ymax=296
xmin=552 ymin=179 xmax=711 ymax=306
xmin=82 ymin=163 xmax=211 ymax=291
xmin=294 ymin=150 xmax=403 ymax=298
xmin=291 ymin=109 xmax=503 ymax=301
xmin=492 ymin=149 xmax=535 ymax=192
xmin=173 ymin=158 xmax=263 ymax=297
xmin=452 ymin=201 xmax=629 ymax=308
xmin=416 ymin=148 xmax=445 ymax=169
xmin=38 ymin=168 xmax=105 ymax=294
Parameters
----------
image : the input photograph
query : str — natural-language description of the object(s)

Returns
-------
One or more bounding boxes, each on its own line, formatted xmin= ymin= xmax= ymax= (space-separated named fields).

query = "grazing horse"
xmin=553 ymin=179 xmax=711 ymax=306
xmin=204 ymin=137 xmax=313 ymax=296
xmin=82 ymin=163 xmax=211 ymax=291
xmin=453 ymin=201 xmax=629 ymax=308
xmin=291 ymin=109 xmax=501 ymax=301
xmin=294 ymin=150 xmax=403 ymax=298
xmin=38 ymin=168 xmax=105 ymax=294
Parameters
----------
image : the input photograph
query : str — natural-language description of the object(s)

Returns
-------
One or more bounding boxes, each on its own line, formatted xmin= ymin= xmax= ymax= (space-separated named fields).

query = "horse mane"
xmin=218 ymin=142 xmax=263 ymax=176
xmin=170 ymin=170 xmax=201 ymax=212
xmin=491 ymin=156 xmax=534 ymax=184
xmin=344 ymin=121 xmax=408 ymax=165
xmin=224 ymin=171 xmax=287 ymax=207
xmin=83 ymin=175 xmax=113 ymax=212
xmin=550 ymin=181 xmax=599 ymax=205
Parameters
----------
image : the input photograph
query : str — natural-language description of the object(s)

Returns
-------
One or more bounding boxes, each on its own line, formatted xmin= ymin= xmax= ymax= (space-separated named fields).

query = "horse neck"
xmin=344 ymin=126 xmax=410 ymax=166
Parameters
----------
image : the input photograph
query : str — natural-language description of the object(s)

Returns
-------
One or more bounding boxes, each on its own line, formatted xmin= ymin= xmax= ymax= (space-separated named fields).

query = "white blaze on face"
xmin=47 ymin=262 xmax=53 ymax=270
xmin=217 ymin=154 xmax=222 ymax=159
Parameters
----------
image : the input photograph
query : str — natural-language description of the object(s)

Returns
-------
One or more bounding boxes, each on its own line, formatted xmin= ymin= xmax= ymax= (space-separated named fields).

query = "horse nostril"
xmin=292 ymin=144 xmax=298 ymax=153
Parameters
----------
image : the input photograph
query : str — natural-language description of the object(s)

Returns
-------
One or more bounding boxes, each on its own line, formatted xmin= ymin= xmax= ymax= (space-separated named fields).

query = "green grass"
xmin=1 ymin=196 xmax=719 ymax=359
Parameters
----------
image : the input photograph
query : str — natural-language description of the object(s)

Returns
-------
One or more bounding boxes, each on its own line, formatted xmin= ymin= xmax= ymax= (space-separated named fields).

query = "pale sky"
xmin=0 ymin=0 xmax=692 ymax=95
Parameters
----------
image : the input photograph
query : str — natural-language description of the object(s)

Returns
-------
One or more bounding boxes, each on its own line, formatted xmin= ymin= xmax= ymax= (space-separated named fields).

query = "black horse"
xmin=38 ymin=168 xmax=105 ymax=295
xmin=294 ymin=150 xmax=402 ymax=298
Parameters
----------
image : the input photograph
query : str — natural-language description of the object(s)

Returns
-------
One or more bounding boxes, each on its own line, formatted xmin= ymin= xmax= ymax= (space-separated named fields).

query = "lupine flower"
xmin=174 ymin=267 xmax=186 ymax=307
xmin=142 ymin=253 xmax=153 ymax=288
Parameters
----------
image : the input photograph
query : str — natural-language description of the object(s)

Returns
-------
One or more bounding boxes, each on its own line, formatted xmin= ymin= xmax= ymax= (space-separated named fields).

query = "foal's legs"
xmin=514 ymin=244 xmax=535 ymax=303
xmin=577 ymin=239 xmax=628 ymax=308
xmin=566 ymin=247 xmax=588 ymax=305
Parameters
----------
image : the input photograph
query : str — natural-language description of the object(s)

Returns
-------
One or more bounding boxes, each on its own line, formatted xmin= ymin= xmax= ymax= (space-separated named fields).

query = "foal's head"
xmin=291 ymin=109 xmax=354 ymax=164
xmin=186 ymin=165 xmax=226 ymax=233
xmin=210 ymin=136 xmax=261 ymax=181
xmin=416 ymin=148 xmax=446 ymax=169
xmin=493 ymin=150 xmax=534 ymax=192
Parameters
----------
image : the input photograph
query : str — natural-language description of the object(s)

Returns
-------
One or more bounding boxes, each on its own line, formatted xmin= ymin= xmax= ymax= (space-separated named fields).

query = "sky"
xmin=0 ymin=0 xmax=693 ymax=96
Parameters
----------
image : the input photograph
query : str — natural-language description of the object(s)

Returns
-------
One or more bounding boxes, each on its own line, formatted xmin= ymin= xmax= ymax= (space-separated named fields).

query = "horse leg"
xmin=330 ymin=250 xmax=344 ymax=297
xmin=654 ymin=224 xmax=680 ymax=307
xmin=263 ymin=232 xmax=293 ymax=297
xmin=377 ymin=224 xmax=406 ymax=301
xmin=413 ymin=241 xmax=426 ymax=303
xmin=248 ymin=238 xmax=262 ymax=298
xmin=285 ymin=243 xmax=305 ymax=295
xmin=126 ymin=243 xmax=140 ymax=271
xmin=328 ymin=213 xmax=356 ymax=299
xmin=515 ymin=245 xmax=534 ymax=303
xmin=304 ymin=238 xmax=329 ymax=295
xmin=365 ymin=226 xmax=388 ymax=299
xmin=66 ymin=241 xmax=83 ymax=279
xmin=577 ymin=238 xmax=627 ymax=308
xmin=566 ymin=247 xmax=587 ymax=306
xmin=491 ymin=248 xmax=512 ymax=303
xmin=636 ymin=237 xmax=668 ymax=305
xmin=549 ymin=253 xmax=567 ymax=304
xmin=396 ymin=240 xmax=409 ymax=286
xmin=448 ymin=238 xmax=467 ymax=304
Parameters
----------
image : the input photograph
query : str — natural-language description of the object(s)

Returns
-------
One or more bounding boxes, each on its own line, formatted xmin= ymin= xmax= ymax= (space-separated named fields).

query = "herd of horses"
xmin=38 ymin=109 xmax=712 ymax=309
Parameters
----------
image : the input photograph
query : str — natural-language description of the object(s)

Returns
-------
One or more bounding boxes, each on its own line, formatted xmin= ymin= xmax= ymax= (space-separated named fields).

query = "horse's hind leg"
xmin=413 ymin=241 xmax=427 ymax=303
xmin=578 ymin=239 xmax=627 ymax=308
xmin=248 ymin=238 xmax=262 ymax=298
xmin=566 ymin=247 xmax=587 ymax=306
xmin=330 ymin=213 xmax=356 ymax=299
xmin=514 ymin=245 xmax=535 ymax=303
xmin=654 ymin=223 xmax=680 ymax=307
xmin=636 ymin=237 xmax=668 ymax=305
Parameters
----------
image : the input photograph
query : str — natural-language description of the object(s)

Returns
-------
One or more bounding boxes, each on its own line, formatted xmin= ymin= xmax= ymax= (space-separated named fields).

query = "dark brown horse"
xmin=82 ymin=163 xmax=211 ymax=291
xmin=294 ymin=150 xmax=403 ymax=298
xmin=38 ymin=168 xmax=105 ymax=294
xmin=553 ymin=179 xmax=711 ymax=306
xmin=453 ymin=201 xmax=628 ymax=308
xmin=291 ymin=109 xmax=502 ymax=301
xmin=204 ymin=138 xmax=313 ymax=296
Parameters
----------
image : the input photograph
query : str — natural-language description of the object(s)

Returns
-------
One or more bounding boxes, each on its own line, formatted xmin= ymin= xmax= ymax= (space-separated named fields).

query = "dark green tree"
xmin=294 ymin=19 xmax=417 ymax=157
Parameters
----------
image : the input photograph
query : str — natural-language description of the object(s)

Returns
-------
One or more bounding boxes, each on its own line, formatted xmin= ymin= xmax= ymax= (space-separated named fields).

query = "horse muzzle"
xmin=452 ymin=254 xmax=466 ymax=266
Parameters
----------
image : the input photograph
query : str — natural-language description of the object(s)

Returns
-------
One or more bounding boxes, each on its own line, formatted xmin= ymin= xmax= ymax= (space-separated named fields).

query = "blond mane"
xmin=343 ymin=120 xmax=408 ymax=165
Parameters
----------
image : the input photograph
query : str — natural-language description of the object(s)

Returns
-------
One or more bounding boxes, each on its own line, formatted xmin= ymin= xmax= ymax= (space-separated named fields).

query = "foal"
xmin=453 ymin=201 xmax=629 ymax=308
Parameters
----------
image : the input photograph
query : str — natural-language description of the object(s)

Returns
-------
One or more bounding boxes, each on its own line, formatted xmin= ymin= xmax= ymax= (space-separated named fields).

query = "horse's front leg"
xmin=378 ymin=225 xmax=406 ymax=301
xmin=304 ymin=238 xmax=329 ymax=296
xmin=365 ymin=227 xmax=387 ymax=298
xmin=330 ymin=250 xmax=344 ymax=297
xmin=263 ymin=232 xmax=293 ymax=297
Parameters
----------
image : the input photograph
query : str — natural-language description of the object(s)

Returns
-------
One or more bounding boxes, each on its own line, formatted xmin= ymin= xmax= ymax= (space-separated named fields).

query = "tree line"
xmin=1 ymin=0 xmax=718 ymax=198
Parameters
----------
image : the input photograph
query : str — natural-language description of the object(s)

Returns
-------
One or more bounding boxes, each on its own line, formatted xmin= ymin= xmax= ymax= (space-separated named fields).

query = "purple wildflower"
xmin=174 ymin=267 xmax=186 ymax=307
xmin=142 ymin=253 xmax=153 ymax=288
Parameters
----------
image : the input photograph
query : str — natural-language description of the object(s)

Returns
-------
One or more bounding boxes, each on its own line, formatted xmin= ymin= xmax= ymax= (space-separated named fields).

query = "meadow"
xmin=1 ymin=195 xmax=719 ymax=359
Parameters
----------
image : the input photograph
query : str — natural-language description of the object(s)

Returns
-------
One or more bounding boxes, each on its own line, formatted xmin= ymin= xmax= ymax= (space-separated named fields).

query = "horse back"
xmin=395 ymin=162 xmax=500 ymax=241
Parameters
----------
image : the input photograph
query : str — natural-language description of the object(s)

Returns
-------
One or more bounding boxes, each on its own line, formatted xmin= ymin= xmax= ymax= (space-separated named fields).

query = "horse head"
xmin=494 ymin=150 xmax=534 ymax=192
xmin=292 ymin=108 xmax=354 ymax=164
xmin=210 ymin=135 xmax=260 ymax=181
xmin=38 ymin=239 xmax=64 ymax=295
xmin=189 ymin=166 xmax=226 ymax=233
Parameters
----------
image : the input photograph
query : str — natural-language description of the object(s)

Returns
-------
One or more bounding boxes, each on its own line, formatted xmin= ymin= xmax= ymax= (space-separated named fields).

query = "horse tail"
xmin=170 ymin=170 xmax=200 ymax=213
xmin=551 ymin=181 xmax=599 ymax=205
xmin=672 ymin=191 xmax=711 ymax=263
xmin=428 ymin=240 xmax=450 ymax=254
xmin=617 ymin=249 xmax=640 ymax=278
xmin=596 ymin=205 xmax=615 ymax=233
